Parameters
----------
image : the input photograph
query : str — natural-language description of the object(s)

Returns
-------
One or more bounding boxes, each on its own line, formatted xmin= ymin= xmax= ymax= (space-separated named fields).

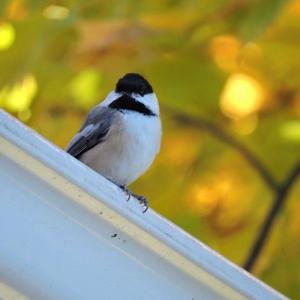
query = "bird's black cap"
xmin=115 ymin=73 xmax=153 ymax=96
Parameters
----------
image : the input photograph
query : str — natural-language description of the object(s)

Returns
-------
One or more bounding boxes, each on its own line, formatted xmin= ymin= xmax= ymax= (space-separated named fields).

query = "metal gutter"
xmin=0 ymin=109 xmax=287 ymax=300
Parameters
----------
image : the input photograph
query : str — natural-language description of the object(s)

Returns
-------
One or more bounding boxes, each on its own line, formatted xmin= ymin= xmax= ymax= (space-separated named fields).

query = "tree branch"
xmin=164 ymin=107 xmax=300 ymax=272
xmin=243 ymin=162 xmax=300 ymax=271
xmin=164 ymin=107 xmax=278 ymax=191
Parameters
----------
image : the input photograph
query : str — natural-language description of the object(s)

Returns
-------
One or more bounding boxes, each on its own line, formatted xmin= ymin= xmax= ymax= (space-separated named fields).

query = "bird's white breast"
xmin=80 ymin=111 xmax=161 ymax=186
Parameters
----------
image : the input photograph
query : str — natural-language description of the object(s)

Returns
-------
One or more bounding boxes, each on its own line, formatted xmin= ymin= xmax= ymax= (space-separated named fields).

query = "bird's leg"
xmin=119 ymin=185 xmax=149 ymax=213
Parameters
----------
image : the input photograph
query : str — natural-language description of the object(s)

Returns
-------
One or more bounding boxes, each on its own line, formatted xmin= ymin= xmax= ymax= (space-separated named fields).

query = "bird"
xmin=66 ymin=73 xmax=161 ymax=212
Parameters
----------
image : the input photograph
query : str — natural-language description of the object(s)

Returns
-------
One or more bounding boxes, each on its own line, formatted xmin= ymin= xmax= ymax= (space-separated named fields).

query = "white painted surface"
xmin=0 ymin=109 xmax=287 ymax=300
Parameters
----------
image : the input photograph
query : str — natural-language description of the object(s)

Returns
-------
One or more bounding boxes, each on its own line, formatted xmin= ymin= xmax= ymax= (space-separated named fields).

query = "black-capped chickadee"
xmin=66 ymin=73 xmax=161 ymax=212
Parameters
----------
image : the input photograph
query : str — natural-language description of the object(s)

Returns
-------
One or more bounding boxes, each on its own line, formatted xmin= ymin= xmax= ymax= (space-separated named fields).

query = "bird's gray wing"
xmin=66 ymin=106 xmax=115 ymax=159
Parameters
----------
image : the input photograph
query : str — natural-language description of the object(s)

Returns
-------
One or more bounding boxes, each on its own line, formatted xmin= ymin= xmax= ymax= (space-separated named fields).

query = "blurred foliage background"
xmin=1 ymin=0 xmax=300 ymax=298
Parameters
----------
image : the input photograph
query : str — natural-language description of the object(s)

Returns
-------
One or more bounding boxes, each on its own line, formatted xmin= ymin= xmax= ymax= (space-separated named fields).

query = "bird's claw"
xmin=119 ymin=185 xmax=131 ymax=201
xmin=119 ymin=185 xmax=149 ymax=213
xmin=135 ymin=195 xmax=148 ymax=213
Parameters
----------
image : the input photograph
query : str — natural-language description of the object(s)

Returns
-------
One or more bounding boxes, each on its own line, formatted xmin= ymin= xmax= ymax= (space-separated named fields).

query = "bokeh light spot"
xmin=192 ymin=184 xmax=223 ymax=216
xmin=189 ymin=168 xmax=252 ymax=235
xmin=18 ymin=109 xmax=32 ymax=122
xmin=232 ymin=114 xmax=258 ymax=136
xmin=43 ymin=5 xmax=69 ymax=20
xmin=0 ymin=74 xmax=37 ymax=115
xmin=280 ymin=121 xmax=300 ymax=142
xmin=220 ymin=73 xmax=264 ymax=119
xmin=69 ymin=69 xmax=102 ymax=109
xmin=210 ymin=35 xmax=241 ymax=71
xmin=0 ymin=22 xmax=16 ymax=50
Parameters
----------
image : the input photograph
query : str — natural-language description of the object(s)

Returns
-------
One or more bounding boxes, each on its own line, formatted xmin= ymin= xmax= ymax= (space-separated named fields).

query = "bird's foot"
xmin=133 ymin=194 xmax=148 ymax=213
xmin=119 ymin=185 xmax=149 ymax=213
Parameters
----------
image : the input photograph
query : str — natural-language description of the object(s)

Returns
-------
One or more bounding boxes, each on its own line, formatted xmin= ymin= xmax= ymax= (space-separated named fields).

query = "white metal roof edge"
xmin=0 ymin=109 xmax=287 ymax=300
